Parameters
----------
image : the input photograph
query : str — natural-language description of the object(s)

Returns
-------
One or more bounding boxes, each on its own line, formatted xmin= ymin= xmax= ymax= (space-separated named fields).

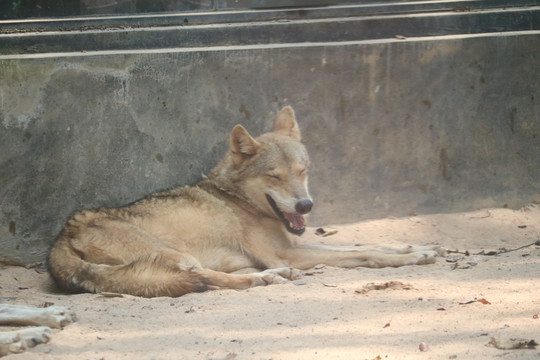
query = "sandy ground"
xmin=1 ymin=204 xmax=539 ymax=360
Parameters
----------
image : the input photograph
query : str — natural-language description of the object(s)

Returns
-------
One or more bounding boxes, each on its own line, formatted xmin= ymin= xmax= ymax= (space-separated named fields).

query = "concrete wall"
xmin=1 ymin=7 xmax=539 ymax=264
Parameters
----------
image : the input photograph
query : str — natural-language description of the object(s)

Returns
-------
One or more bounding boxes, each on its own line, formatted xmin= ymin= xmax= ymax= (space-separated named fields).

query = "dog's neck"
xmin=198 ymin=176 xmax=266 ymax=219
xmin=200 ymin=153 xmax=269 ymax=218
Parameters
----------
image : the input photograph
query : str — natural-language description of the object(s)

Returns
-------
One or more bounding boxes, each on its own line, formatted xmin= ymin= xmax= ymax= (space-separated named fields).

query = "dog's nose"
xmin=295 ymin=199 xmax=313 ymax=215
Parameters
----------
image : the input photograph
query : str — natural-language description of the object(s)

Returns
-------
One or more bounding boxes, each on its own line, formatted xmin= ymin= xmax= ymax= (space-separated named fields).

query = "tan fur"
xmin=48 ymin=106 xmax=444 ymax=298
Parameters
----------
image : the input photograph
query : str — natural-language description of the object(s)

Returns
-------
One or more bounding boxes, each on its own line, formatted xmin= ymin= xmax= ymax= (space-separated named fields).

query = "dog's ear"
xmin=274 ymin=106 xmax=301 ymax=140
xmin=230 ymin=125 xmax=261 ymax=165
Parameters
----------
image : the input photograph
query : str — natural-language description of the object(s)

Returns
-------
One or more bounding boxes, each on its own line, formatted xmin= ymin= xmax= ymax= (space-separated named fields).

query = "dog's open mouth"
xmin=265 ymin=194 xmax=306 ymax=235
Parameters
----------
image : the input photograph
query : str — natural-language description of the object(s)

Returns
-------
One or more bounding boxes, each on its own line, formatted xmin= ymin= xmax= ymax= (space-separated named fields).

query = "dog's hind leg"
xmin=49 ymin=212 xmax=212 ymax=297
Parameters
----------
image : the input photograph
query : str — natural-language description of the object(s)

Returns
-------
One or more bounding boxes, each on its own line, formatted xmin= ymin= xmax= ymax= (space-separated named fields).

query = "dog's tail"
xmin=48 ymin=215 xmax=211 ymax=297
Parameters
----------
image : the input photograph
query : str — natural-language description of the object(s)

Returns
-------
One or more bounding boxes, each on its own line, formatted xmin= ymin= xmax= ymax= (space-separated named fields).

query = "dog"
xmin=0 ymin=304 xmax=75 ymax=357
xmin=48 ymin=106 xmax=444 ymax=298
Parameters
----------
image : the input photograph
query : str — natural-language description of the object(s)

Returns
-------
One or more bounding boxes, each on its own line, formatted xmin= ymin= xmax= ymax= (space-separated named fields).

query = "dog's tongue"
xmin=284 ymin=212 xmax=305 ymax=229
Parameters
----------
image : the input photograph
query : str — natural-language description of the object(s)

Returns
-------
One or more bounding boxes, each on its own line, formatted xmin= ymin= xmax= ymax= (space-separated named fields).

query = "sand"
xmin=1 ymin=204 xmax=539 ymax=360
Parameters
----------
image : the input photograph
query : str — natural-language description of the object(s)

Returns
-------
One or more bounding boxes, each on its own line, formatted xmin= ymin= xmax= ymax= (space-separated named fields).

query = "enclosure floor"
xmin=1 ymin=205 xmax=539 ymax=360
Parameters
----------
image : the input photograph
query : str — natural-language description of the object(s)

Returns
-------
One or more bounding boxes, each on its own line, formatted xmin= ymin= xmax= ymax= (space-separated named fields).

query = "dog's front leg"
xmin=278 ymin=245 xmax=442 ymax=269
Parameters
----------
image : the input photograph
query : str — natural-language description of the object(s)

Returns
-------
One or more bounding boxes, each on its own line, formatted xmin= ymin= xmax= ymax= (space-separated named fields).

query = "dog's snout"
xmin=295 ymin=199 xmax=313 ymax=215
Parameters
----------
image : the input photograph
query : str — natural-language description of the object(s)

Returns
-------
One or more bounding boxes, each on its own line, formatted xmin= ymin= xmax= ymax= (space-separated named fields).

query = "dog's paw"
xmin=432 ymin=245 xmax=447 ymax=257
xmin=266 ymin=267 xmax=303 ymax=280
xmin=413 ymin=251 xmax=439 ymax=265
xmin=251 ymin=268 xmax=301 ymax=287
xmin=42 ymin=306 xmax=76 ymax=328
xmin=0 ymin=327 xmax=52 ymax=356
xmin=405 ymin=245 xmax=446 ymax=257
xmin=17 ymin=326 xmax=52 ymax=348
xmin=0 ymin=332 xmax=24 ymax=356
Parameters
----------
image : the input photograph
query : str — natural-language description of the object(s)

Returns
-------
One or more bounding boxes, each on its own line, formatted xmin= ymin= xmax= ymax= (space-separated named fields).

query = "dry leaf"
xmin=446 ymin=255 xmax=464 ymax=263
xmin=459 ymin=298 xmax=490 ymax=305
xmin=39 ymin=302 xmax=55 ymax=308
xmin=356 ymin=281 xmax=414 ymax=294
xmin=419 ymin=342 xmax=430 ymax=351
xmin=304 ymin=270 xmax=324 ymax=276
xmin=488 ymin=337 xmax=538 ymax=350
xmin=315 ymin=227 xmax=338 ymax=237
xmin=383 ymin=322 xmax=391 ymax=328
xmin=533 ymin=314 xmax=538 ymax=319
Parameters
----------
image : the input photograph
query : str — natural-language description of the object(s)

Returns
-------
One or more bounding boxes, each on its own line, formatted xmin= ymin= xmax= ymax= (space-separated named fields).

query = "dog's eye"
xmin=299 ymin=168 xmax=307 ymax=175
xmin=267 ymin=174 xmax=282 ymax=181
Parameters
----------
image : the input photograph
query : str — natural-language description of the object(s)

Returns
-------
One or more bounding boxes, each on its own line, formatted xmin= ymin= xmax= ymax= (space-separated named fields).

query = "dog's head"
xmin=226 ymin=106 xmax=313 ymax=235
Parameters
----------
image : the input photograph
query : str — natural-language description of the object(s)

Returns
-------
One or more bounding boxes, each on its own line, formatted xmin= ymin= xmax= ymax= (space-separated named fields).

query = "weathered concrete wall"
xmin=1 ymin=30 xmax=539 ymax=264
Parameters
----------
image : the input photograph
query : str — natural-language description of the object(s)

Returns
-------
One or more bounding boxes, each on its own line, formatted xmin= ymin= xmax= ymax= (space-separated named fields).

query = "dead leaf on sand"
xmin=459 ymin=298 xmax=491 ymax=305
xmin=355 ymin=281 xmax=415 ymax=295
xmin=322 ymin=283 xmax=337 ymax=288
xmin=315 ymin=227 xmax=338 ymax=237
xmin=488 ymin=337 xmax=538 ymax=350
